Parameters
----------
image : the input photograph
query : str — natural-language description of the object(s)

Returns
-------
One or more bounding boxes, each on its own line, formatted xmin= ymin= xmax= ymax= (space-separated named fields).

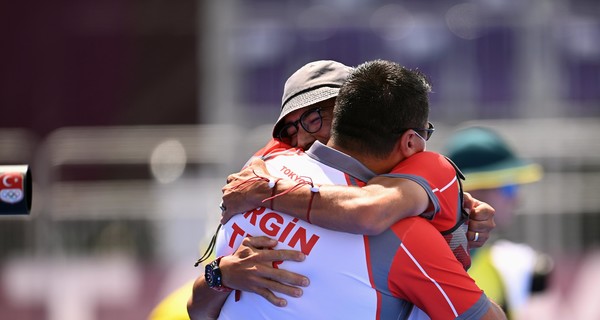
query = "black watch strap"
xmin=205 ymin=256 xmax=233 ymax=292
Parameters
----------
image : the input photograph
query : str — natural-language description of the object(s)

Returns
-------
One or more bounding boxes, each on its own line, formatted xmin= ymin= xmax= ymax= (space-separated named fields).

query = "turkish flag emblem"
xmin=0 ymin=173 xmax=24 ymax=204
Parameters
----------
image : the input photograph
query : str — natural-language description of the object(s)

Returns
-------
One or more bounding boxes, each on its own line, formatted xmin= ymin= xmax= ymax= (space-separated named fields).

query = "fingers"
xmin=241 ymin=237 xmax=307 ymax=263
xmin=467 ymin=206 xmax=494 ymax=248
xmin=253 ymin=287 xmax=288 ymax=307
xmin=462 ymin=192 xmax=474 ymax=214
xmin=467 ymin=221 xmax=491 ymax=248
xmin=220 ymin=212 xmax=232 ymax=225
xmin=219 ymin=203 xmax=236 ymax=225
xmin=249 ymin=158 xmax=269 ymax=172
xmin=243 ymin=235 xmax=279 ymax=249
xmin=467 ymin=230 xmax=489 ymax=249
xmin=469 ymin=202 xmax=495 ymax=222
xmin=219 ymin=236 xmax=310 ymax=307
xmin=468 ymin=202 xmax=496 ymax=238
xmin=251 ymin=273 xmax=308 ymax=307
xmin=260 ymin=264 xmax=310 ymax=288
xmin=246 ymin=264 xmax=307 ymax=304
xmin=221 ymin=162 xmax=272 ymax=215
xmin=468 ymin=217 xmax=495 ymax=232
xmin=265 ymin=248 xmax=306 ymax=263
xmin=244 ymin=263 xmax=309 ymax=290
xmin=226 ymin=173 xmax=235 ymax=184
xmin=230 ymin=272 xmax=302 ymax=307
xmin=235 ymin=236 xmax=309 ymax=285
xmin=464 ymin=195 xmax=496 ymax=248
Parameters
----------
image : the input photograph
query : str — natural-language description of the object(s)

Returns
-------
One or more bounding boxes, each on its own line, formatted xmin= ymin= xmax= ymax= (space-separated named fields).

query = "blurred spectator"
xmin=445 ymin=126 xmax=553 ymax=320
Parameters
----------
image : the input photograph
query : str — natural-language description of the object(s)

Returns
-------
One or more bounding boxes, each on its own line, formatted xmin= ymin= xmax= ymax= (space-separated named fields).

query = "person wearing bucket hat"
xmin=186 ymin=60 xmax=497 ymax=316
xmin=190 ymin=59 xmax=506 ymax=319
xmin=272 ymin=59 xmax=352 ymax=145
xmin=445 ymin=126 xmax=552 ymax=320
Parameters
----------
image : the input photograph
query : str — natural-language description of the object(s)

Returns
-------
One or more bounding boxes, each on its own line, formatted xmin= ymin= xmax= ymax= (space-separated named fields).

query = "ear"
xmin=397 ymin=130 xmax=424 ymax=158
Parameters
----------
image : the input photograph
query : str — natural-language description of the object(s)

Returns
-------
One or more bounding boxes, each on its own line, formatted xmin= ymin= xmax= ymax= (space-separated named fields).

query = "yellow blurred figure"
xmin=148 ymin=280 xmax=194 ymax=320
xmin=445 ymin=126 xmax=551 ymax=320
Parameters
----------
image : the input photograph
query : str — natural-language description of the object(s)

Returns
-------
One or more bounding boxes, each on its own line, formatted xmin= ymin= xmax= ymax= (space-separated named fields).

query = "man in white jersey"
xmin=190 ymin=60 xmax=506 ymax=319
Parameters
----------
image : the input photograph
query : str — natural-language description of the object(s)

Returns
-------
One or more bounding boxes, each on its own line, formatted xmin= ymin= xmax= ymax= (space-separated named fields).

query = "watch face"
xmin=205 ymin=260 xmax=222 ymax=288
xmin=204 ymin=258 xmax=233 ymax=292
xmin=205 ymin=263 xmax=217 ymax=287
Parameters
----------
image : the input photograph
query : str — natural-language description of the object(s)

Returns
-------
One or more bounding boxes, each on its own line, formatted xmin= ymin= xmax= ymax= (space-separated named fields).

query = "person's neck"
xmin=328 ymin=143 xmax=399 ymax=175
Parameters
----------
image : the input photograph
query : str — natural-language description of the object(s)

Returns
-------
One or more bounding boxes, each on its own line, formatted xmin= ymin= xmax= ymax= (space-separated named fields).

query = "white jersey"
xmin=217 ymin=148 xmax=383 ymax=319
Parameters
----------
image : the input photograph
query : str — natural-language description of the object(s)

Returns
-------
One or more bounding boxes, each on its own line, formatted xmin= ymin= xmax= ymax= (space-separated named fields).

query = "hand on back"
xmin=221 ymin=159 xmax=273 ymax=224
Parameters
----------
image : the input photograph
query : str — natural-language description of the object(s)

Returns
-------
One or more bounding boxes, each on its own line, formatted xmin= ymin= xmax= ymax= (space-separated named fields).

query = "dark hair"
xmin=330 ymin=59 xmax=431 ymax=158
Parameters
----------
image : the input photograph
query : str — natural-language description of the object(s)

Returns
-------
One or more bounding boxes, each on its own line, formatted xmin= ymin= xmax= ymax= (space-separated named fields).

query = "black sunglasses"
xmin=404 ymin=121 xmax=435 ymax=141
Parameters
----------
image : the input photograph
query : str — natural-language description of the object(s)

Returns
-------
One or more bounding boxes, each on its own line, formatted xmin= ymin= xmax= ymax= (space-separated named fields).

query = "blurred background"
xmin=1 ymin=0 xmax=599 ymax=319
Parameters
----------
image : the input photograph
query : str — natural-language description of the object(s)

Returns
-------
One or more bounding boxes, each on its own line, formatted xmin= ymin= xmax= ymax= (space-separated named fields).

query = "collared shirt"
xmin=216 ymin=141 xmax=488 ymax=319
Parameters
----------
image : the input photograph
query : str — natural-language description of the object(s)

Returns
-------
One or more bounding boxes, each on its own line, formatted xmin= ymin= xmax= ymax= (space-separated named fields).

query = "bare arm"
xmin=187 ymin=236 xmax=309 ymax=319
xmin=187 ymin=274 xmax=228 ymax=320
xmin=221 ymin=159 xmax=428 ymax=235
xmin=222 ymin=159 xmax=498 ymax=242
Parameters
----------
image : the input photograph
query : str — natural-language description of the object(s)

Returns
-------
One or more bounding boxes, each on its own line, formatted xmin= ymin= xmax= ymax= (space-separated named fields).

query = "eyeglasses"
xmin=407 ymin=121 xmax=435 ymax=141
xmin=277 ymin=107 xmax=324 ymax=144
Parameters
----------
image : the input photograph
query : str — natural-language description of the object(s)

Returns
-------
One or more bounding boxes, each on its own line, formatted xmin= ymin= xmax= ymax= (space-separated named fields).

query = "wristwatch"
xmin=205 ymin=256 xmax=233 ymax=292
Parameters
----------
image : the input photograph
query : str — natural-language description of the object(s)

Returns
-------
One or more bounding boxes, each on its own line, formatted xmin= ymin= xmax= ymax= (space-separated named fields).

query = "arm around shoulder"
xmin=268 ymin=175 xmax=427 ymax=235
xmin=221 ymin=159 xmax=427 ymax=235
